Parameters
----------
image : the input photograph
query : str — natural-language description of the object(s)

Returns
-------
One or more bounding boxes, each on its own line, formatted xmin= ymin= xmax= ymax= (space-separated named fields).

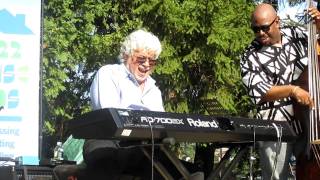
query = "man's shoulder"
xmin=98 ymin=64 xmax=126 ymax=75
xmin=242 ymin=40 xmax=261 ymax=57
xmin=99 ymin=63 xmax=122 ymax=70
xmin=281 ymin=25 xmax=305 ymax=32
xmin=281 ymin=26 xmax=307 ymax=38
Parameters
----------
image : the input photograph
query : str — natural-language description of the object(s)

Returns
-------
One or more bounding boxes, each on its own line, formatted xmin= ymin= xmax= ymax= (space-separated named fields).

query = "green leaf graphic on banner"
xmin=0 ymin=40 xmax=8 ymax=59
xmin=0 ymin=90 xmax=6 ymax=107
xmin=11 ymin=41 xmax=21 ymax=59
xmin=18 ymin=66 xmax=29 ymax=83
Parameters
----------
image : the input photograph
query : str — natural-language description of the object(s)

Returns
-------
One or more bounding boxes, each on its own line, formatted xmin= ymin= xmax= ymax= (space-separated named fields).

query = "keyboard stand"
xmin=141 ymin=141 xmax=252 ymax=180
xmin=141 ymin=137 xmax=205 ymax=180
xmin=207 ymin=143 xmax=252 ymax=180
xmin=141 ymin=146 xmax=175 ymax=180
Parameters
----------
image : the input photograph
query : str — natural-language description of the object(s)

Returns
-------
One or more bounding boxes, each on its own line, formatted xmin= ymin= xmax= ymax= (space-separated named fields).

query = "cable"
xmin=148 ymin=121 xmax=154 ymax=180
xmin=272 ymin=123 xmax=280 ymax=139
xmin=253 ymin=125 xmax=256 ymax=150
xmin=249 ymin=126 xmax=256 ymax=180
xmin=271 ymin=123 xmax=283 ymax=180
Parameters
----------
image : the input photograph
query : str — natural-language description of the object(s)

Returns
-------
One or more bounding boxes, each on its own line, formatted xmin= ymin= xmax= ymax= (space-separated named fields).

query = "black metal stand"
xmin=207 ymin=143 xmax=251 ymax=180
xmin=141 ymin=144 xmax=204 ymax=180
xmin=141 ymin=139 xmax=252 ymax=180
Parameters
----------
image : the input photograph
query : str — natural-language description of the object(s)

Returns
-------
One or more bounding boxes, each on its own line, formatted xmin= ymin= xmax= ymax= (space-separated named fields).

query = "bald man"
xmin=241 ymin=3 xmax=320 ymax=180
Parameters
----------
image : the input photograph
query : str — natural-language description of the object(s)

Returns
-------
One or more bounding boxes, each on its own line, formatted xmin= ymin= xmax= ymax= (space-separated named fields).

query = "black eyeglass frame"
xmin=251 ymin=17 xmax=277 ymax=33
xmin=135 ymin=56 xmax=157 ymax=67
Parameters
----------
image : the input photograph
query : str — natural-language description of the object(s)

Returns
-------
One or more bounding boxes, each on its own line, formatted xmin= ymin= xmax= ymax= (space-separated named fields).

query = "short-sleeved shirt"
xmin=240 ymin=27 xmax=308 ymax=134
xmin=90 ymin=63 xmax=164 ymax=112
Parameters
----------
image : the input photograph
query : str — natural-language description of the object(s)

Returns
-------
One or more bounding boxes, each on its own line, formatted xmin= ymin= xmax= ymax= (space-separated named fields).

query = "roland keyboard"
xmin=68 ymin=108 xmax=297 ymax=142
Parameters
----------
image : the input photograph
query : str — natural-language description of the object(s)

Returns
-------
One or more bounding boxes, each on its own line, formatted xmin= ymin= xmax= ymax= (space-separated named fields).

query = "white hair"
xmin=119 ymin=29 xmax=162 ymax=62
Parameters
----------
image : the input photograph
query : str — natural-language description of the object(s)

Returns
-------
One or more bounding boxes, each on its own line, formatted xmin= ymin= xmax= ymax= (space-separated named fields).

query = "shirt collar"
xmin=120 ymin=63 xmax=156 ymax=87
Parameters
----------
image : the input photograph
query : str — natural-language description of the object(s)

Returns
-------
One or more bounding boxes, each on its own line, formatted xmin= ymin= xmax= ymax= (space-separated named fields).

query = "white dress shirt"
xmin=90 ymin=63 xmax=164 ymax=112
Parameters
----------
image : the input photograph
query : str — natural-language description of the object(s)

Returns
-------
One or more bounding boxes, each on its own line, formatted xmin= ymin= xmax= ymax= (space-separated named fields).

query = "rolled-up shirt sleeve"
xmin=241 ymin=53 xmax=273 ymax=105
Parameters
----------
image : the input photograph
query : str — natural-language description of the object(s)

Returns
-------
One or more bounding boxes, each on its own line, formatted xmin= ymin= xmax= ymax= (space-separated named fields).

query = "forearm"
xmin=260 ymin=85 xmax=296 ymax=103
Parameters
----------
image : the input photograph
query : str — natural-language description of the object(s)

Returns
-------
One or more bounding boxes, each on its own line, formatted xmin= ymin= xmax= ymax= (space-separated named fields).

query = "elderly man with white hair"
xmin=54 ymin=29 xmax=203 ymax=180
xmin=90 ymin=29 xmax=164 ymax=111
xmin=84 ymin=29 xmax=165 ymax=179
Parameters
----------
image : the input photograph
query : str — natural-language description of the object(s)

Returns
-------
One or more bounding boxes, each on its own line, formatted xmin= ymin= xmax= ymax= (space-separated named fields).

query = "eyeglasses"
xmin=251 ymin=17 xmax=277 ymax=33
xmin=135 ymin=56 xmax=157 ymax=67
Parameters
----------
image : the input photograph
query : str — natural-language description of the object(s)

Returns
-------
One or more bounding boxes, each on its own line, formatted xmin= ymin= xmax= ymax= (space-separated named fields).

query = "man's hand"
xmin=290 ymin=86 xmax=314 ymax=108
xmin=308 ymin=7 xmax=320 ymax=32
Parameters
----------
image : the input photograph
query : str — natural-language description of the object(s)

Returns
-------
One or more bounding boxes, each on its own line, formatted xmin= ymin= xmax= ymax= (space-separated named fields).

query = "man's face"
xmin=251 ymin=16 xmax=280 ymax=45
xmin=126 ymin=49 xmax=157 ymax=84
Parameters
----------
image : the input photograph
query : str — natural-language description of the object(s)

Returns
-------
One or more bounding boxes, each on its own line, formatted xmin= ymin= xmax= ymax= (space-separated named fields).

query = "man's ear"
xmin=276 ymin=16 xmax=280 ymax=24
xmin=122 ymin=53 xmax=129 ymax=62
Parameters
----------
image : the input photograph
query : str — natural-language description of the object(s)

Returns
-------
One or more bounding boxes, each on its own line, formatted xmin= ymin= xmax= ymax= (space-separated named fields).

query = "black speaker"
xmin=14 ymin=165 xmax=55 ymax=180
xmin=0 ymin=166 xmax=14 ymax=180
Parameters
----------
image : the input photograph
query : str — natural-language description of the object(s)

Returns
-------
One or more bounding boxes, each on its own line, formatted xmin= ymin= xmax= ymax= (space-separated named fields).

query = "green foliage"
xmin=43 ymin=0 xmax=256 ymax=135
xmin=43 ymin=0 xmax=257 ymax=175
xmin=43 ymin=0 xmax=136 ymax=138
xmin=149 ymin=0 xmax=256 ymax=115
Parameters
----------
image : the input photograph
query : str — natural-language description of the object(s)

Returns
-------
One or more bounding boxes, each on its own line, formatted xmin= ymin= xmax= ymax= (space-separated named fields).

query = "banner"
xmin=0 ymin=0 xmax=41 ymax=164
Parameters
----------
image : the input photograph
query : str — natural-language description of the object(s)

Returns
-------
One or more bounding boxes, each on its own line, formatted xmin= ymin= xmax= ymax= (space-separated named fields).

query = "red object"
xmin=67 ymin=175 xmax=77 ymax=180
xmin=296 ymin=154 xmax=320 ymax=180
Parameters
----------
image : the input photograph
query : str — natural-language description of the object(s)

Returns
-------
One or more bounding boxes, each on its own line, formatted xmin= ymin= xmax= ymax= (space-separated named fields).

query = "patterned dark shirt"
xmin=240 ymin=27 xmax=308 ymax=134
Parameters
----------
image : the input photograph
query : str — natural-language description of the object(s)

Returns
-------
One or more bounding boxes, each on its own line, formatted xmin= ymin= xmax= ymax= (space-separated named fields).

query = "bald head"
xmin=252 ymin=3 xmax=277 ymax=23
xmin=251 ymin=3 xmax=281 ymax=46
